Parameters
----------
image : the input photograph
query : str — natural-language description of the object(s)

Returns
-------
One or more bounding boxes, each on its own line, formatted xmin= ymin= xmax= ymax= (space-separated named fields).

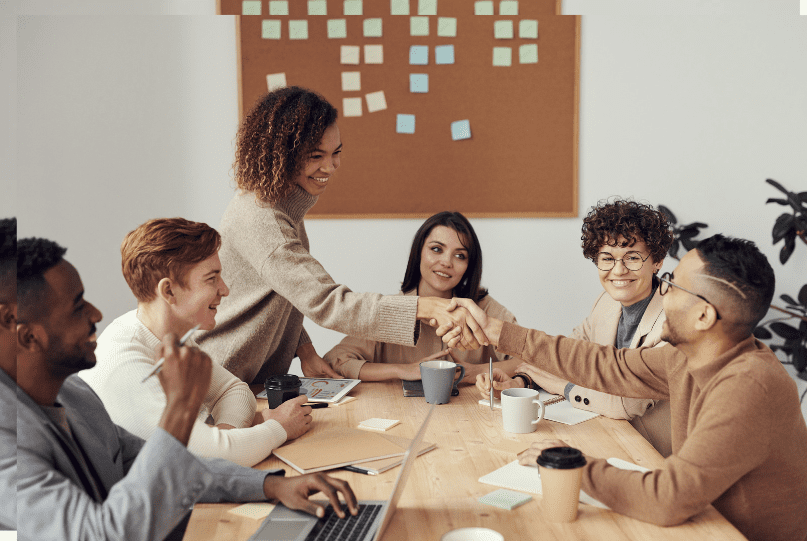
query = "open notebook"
xmin=479 ymin=389 xmax=599 ymax=426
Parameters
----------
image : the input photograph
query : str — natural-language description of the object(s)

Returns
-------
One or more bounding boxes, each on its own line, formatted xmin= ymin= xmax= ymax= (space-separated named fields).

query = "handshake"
xmin=418 ymin=297 xmax=503 ymax=351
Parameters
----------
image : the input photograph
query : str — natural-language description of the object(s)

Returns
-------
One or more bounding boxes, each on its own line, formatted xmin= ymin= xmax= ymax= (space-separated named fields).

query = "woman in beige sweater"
xmin=324 ymin=211 xmax=523 ymax=383
xmin=196 ymin=87 xmax=485 ymax=385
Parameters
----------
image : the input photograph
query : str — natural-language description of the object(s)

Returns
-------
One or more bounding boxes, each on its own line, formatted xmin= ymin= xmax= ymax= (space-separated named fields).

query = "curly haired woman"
xmin=196 ymin=87 xmax=484 ymax=386
xmin=476 ymin=198 xmax=675 ymax=457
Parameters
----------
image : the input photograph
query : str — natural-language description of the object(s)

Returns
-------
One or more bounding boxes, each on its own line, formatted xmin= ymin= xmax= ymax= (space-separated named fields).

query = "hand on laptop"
xmin=264 ymin=473 xmax=358 ymax=519
xmin=260 ymin=395 xmax=313 ymax=440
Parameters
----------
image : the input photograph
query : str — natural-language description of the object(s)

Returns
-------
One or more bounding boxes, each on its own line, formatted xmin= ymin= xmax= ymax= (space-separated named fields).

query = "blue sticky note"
xmin=410 ymin=73 xmax=429 ymax=93
xmin=451 ymin=120 xmax=471 ymax=140
xmin=435 ymin=45 xmax=454 ymax=65
xmin=397 ymin=114 xmax=415 ymax=134
xmin=409 ymin=45 xmax=429 ymax=65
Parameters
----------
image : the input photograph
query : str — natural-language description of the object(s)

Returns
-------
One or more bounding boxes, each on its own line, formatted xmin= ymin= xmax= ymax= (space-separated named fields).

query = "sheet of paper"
xmin=364 ymin=44 xmax=383 ymax=64
xmin=242 ymin=0 xmax=261 ymax=15
xmin=288 ymin=20 xmax=308 ymax=40
xmin=363 ymin=18 xmax=382 ymax=37
xmin=342 ymin=97 xmax=363 ymax=117
xmin=474 ymin=1 xmax=494 ymax=15
xmin=494 ymin=20 xmax=513 ymax=39
xmin=410 ymin=16 xmax=429 ymax=36
xmin=409 ymin=45 xmax=428 ymax=65
xmin=269 ymin=0 xmax=288 ymax=15
xmin=418 ymin=0 xmax=437 ymax=16
xmin=410 ymin=73 xmax=428 ymax=93
xmin=266 ymin=73 xmax=287 ymax=92
xmin=435 ymin=44 xmax=454 ymax=64
xmin=543 ymin=400 xmax=599 ymax=425
xmin=308 ymin=0 xmax=327 ymax=15
xmin=396 ymin=114 xmax=415 ymax=134
xmin=341 ymin=45 xmax=360 ymax=64
xmin=390 ymin=0 xmax=409 ymax=15
xmin=519 ymin=44 xmax=538 ymax=64
xmin=492 ymin=47 xmax=512 ymax=66
xmin=451 ymin=120 xmax=471 ymax=140
xmin=344 ymin=0 xmax=362 ymax=16
xmin=341 ymin=71 xmax=361 ymax=91
xmin=437 ymin=17 xmax=457 ymax=37
xmin=262 ymin=20 xmax=281 ymax=39
xmin=519 ymin=19 xmax=538 ymax=39
xmin=499 ymin=0 xmax=518 ymax=15
xmin=365 ymin=91 xmax=387 ymax=113
xmin=328 ymin=19 xmax=347 ymax=39
xmin=228 ymin=503 xmax=276 ymax=520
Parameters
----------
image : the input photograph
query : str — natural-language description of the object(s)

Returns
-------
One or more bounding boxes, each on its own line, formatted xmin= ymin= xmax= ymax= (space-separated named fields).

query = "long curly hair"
xmin=581 ymin=199 xmax=673 ymax=263
xmin=234 ymin=87 xmax=338 ymax=204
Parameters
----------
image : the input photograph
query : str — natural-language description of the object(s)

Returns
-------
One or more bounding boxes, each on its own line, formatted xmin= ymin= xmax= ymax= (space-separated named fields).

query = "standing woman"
xmin=197 ymin=87 xmax=482 ymax=385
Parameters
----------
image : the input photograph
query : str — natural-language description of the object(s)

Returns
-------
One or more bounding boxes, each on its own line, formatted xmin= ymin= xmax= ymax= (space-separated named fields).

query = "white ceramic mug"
xmin=501 ymin=388 xmax=545 ymax=433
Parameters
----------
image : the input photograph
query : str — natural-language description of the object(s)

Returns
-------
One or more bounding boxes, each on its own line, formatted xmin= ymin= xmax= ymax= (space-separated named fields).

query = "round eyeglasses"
xmin=595 ymin=251 xmax=650 ymax=272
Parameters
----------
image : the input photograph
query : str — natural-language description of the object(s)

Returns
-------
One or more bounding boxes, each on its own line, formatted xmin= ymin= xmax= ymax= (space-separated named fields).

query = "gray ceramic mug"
xmin=420 ymin=360 xmax=465 ymax=405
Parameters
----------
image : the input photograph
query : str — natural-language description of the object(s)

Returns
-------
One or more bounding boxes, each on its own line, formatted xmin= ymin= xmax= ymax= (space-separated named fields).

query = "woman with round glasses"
xmin=477 ymin=199 xmax=675 ymax=457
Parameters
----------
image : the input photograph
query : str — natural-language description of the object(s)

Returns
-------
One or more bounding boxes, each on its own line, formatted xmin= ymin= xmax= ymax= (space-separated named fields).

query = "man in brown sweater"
xmin=446 ymin=234 xmax=807 ymax=541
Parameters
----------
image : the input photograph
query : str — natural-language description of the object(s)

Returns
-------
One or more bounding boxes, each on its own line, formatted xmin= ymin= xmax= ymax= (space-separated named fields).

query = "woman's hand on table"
xmin=297 ymin=344 xmax=342 ymax=378
xmin=518 ymin=440 xmax=569 ymax=466
xmin=476 ymin=368 xmax=522 ymax=399
xmin=264 ymin=472 xmax=358 ymax=519
xmin=260 ymin=395 xmax=313 ymax=440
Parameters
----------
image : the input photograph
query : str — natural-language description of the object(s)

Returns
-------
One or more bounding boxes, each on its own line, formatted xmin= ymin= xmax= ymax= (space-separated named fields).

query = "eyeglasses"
xmin=658 ymin=272 xmax=721 ymax=320
xmin=595 ymin=251 xmax=650 ymax=272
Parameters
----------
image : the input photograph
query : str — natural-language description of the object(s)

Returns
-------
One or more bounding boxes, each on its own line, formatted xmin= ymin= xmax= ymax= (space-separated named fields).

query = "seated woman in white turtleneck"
xmin=80 ymin=217 xmax=312 ymax=467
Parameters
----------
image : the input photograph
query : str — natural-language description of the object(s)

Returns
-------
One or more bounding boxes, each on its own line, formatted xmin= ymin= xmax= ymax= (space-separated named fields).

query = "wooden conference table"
xmin=184 ymin=380 xmax=745 ymax=541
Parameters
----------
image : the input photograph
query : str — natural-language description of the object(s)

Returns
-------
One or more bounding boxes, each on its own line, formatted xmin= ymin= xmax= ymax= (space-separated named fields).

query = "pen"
xmin=140 ymin=324 xmax=201 ymax=383
xmin=305 ymin=403 xmax=329 ymax=409
xmin=489 ymin=353 xmax=494 ymax=410
xmin=343 ymin=465 xmax=377 ymax=475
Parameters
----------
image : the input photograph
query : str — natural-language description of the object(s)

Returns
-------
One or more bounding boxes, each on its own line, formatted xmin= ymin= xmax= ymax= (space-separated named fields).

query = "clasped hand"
xmin=424 ymin=297 xmax=489 ymax=351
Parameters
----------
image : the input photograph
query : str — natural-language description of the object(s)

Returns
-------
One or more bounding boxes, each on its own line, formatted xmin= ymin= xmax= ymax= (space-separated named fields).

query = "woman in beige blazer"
xmin=477 ymin=199 xmax=674 ymax=457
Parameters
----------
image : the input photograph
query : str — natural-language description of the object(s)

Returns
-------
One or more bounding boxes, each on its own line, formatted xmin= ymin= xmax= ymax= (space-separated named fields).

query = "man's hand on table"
xmin=259 ymin=395 xmax=313 ymax=440
xmin=417 ymin=296 xmax=488 ymax=351
xmin=518 ymin=440 xmax=570 ymax=466
xmin=264 ymin=473 xmax=358 ymax=519
xmin=298 ymin=344 xmax=342 ymax=378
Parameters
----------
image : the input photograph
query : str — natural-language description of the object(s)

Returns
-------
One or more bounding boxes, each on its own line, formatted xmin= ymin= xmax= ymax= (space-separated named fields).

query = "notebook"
xmin=248 ymin=404 xmax=436 ymax=541
xmin=478 ymin=391 xmax=599 ymax=426
xmin=345 ymin=434 xmax=436 ymax=474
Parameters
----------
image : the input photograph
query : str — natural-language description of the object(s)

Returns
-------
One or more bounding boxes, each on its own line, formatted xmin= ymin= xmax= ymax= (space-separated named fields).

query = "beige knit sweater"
xmin=197 ymin=188 xmax=419 ymax=384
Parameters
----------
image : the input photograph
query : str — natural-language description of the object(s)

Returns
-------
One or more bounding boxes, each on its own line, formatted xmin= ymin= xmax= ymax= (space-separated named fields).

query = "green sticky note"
xmin=390 ymin=0 xmax=409 ymax=15
xmin=410 ymin=16 xmax=429 ymax=36
xmin=474 ymin=1 xmax=493 ymax=15
xmin=288 ymin=20 xmax=308 ymax=40
xmin=262 ymin=20 xmax=281 ymax=39
xmin=479 ymin=489 xmax=532 ymax=511
xmin=493 ymin=46 xmax=512 ymax=66
xmin=242 ymin=0 xmax=262 ymax=15
xmin=519 ymin=19 xmax=538 ymax=39
xmin=328 ymin=18 xmax=347 ymax=38
xmin=418 ymin=0 xmax=437 ymax=16
xmin=499 ymin=0 xmax=518 ymax=15
xmin=437 ymin=17 xmax=456 ymax=37
xmin=363 ymin=18 xmax=382 ymax=37
xmin=494 ymin=20 xmax=513 ymax=39
xmin=519 ymin=44 xmax=538 ymax=64
xmin=308 ymin=0 xmax=327 ymax=15
xmin=344 ymin=0 xmax=363 ymax=16
xmin=269 ymin=0 xmax=288 ymax=15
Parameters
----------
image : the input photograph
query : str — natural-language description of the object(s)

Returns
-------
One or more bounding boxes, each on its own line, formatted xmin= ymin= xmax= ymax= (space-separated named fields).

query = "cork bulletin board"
xmin=218 ymin=0 xmax=579 ymax=218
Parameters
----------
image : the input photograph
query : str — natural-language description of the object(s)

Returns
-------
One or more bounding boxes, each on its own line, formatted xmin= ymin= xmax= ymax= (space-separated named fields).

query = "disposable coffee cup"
xmin=264 ymin=374 xmax=302 ymax=409
xmin=420 ymin=360 xmax=465 ymax=405
xmin=536 ymin=446 xmax=587 ymax=522
xmin=440 ymin=527 xmax=504 ymax=541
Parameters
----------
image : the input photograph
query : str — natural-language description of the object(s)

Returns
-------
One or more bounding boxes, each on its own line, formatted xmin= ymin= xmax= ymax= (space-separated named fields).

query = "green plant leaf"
xmin=753 ymin=326 xmax=773 ymax=340
xmin=772 ymin=213 xmax=795 ymax=244
xmin=799 ymin=192 xmax=807 ymax=204
xmin=793 ymin=346 xmax=807 ymax=373
xmin=770 ymin=322 xmax=801 ymax=340
xmin=679 ymin=227 xmax=701 ymax=239
xmin=681 ymin=238 xmax=700 ymax=251
xmin=799 ymin=284 xmax=807 ymax=307
xmin=780 ymin=232 xmax=796 ymax=264
xmin=658 ymin=205 xmax=677 ymax=224
xmin=781 ymin=294 xmax=799 ymax=306
xmin=668 ymin=240 xmax=680 ymax=260
xmin=766 ymin=198 xmax=789 ymax=206
xmin=766 ymin=178 xmax=788 ymax=194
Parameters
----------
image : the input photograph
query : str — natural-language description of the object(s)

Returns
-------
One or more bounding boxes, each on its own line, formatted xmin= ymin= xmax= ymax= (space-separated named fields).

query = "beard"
xmin=44 ymin=343 xmax=96 ymax=379
xmin=661 ymin=319 xmax=685 ymax=347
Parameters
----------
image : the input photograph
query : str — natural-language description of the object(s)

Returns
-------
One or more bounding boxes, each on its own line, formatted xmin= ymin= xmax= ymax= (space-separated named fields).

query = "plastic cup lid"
xmin=536 ymin=446 xmax=586 ymax=469
xmin=265 ymin=374 xmax=301 ymax=390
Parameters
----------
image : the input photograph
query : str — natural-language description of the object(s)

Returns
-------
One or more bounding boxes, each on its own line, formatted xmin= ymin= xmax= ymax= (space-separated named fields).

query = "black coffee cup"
xmin=264 ymin=374 xmax=302 ymax=409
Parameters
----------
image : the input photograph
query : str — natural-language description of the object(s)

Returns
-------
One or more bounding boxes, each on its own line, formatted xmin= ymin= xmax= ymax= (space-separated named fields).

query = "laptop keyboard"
xmin=306 ymin=504 xmax=383 ymax=541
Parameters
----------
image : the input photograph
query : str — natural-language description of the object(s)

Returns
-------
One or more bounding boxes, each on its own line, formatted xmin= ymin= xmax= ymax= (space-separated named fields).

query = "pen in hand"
xmin=140 ymin=324 xmax=201 ymax=383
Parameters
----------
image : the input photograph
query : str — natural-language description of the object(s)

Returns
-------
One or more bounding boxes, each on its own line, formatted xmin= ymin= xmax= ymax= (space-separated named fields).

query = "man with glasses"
xmin=448 ymin=234 xmax=807 ymax=541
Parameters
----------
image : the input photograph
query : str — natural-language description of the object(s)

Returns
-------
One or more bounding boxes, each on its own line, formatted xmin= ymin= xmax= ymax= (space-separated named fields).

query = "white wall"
xmin=4 ymin=1 xmax=806 ymax=411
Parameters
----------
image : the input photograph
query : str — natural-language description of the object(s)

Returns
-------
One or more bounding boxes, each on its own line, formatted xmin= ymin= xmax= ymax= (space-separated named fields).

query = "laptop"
xmin=249 ymin=404 xmax=436 ymax=541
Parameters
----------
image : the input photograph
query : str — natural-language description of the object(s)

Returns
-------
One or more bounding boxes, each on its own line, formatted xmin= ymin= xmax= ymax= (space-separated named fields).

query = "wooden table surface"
xmin=184 ymin=380 xmax=745 ymax=541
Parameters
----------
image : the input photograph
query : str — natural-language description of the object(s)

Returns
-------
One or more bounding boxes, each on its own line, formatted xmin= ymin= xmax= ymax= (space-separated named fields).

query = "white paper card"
xmin=390 ymin=0 xmax=409 ymax=15
xmin=343 ymin=97 xmax=363 ymax=117
xmin=262 ymin=20 xmax=281 ymax=39
xmin=269 ymin=0 xmax=288 ymax=15
xmin=437 ymin=17 xmax=456 ymax=37
xmin=492 ymin=46 xmax=511 ymax=66
xmin=266 ymin=73 xmax=287 ymax=91
xmin=519 ymin=43 xmax=538 ymax=64
xmin=410 ymin=16 xmax=429 ymax=36
xmin=288 ymin=20 xmax=308 ymax=40
xmin=499 ymin=0 xmax=518 ymax=15
xmin=474 ymin=1 xmax=494 ymax=15
xmin=344 ymin=0 xmax=363 ymax=15
xmin=365 ymin=90 xmax=387 ymax=113
xmin=519 ymin=19 xmax=538 ymax=39
xmin=363 ymin=18 xmax=383 ymax=37
xmin=341 ymin=71 xmax=361 ymax=91
xmin=364 ymin=44 xmax=384 ymax=64
xmin=494 ymin=20 xmax=513 ymax=39
xmin=308 ymin=0 xmax=327 ymax=15
xmin=328 ymin=19 xmax=347 ymax=38
xmin=340 ymin=45 xmax=361 ymax=64
xmin=418 ymin=0 xmax=437 ymax=16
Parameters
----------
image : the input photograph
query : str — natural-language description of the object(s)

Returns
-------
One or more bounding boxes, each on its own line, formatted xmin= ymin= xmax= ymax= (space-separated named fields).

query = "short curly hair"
xmin=17 ymin=237 xmax=68 ymax=322
xmin=581 ymin=199 xmax=673 ymax=263
xmin=234 ymin=86 xmax=338 ymax=204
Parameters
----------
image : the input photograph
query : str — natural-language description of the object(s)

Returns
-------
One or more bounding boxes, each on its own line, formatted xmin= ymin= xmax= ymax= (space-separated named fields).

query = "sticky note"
xmin=435 ymin=44 xmax=454 ymax=64
xmin=364 ymin=44 xmax=384 ymax=64
xmin=410 ymin=73 xmax=428 ymax=93
xmin=308 ymin=0 xmax=327 ymax=15
xmin=365 ymin=91 xmax=387 ymax=113
xmin=328 ymin=19 xmax=347 ymax=38
xmin=418 ymin=0 xmax=437 ymax=16
xmin=492 ymin=47 xmax=511 ymax=66
xmin=262 ymin=20 xmax=281 ymax=39
xmin=410 ymin=16 xmax=429 ymax=36
xmin=451 ymin=119 xmax=471 ymax=140
xmin=343 ymin=97 xmax=363 ymax=117
xmin=288 ymin=20 xmax=308 ymax=40
xmin=269 ymin=1 xmax=288 ymax=15
xmin=229 ymin=503 xmax=277 ymax=519
xmin=499 ymin=0 xmax=518 ymax=15
xmin=409 ymin=45 xmax=428 ymax=65
xmin=519 ymin=19 xmax=538 ymax=38
xmin=494 ymin=20 xmax=513 ymax=39
xmin=479 ymin=489 xmax=531 ymax=511
xmin=359 ymin=418 xmax=400 ymax=431
xmin=341 ymin=71 xmax=361 ymax=91
xmin=397 ymin=114 xmax=415 ymax=134
xmin=242 ymin=0 xmax=261 ymax=15
xmin=474 ymin=1 xmax=493 ymax=15
xmin=519 ymin=43 xmax=538 ymax=64
xmin=437 ymin=17 xmax=456 ymax=37
xmin=390 ymin=0 xmax=409 ymax=15
xmin=363 ymin=18 xmax=382 ymax=37
xmin=341 ymin=45 xmax=360 ymax=64
xmin=344 ymin=0 xmax=362 ymax=15
xmin=266 ymin=72 xmax=287 ymax=91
